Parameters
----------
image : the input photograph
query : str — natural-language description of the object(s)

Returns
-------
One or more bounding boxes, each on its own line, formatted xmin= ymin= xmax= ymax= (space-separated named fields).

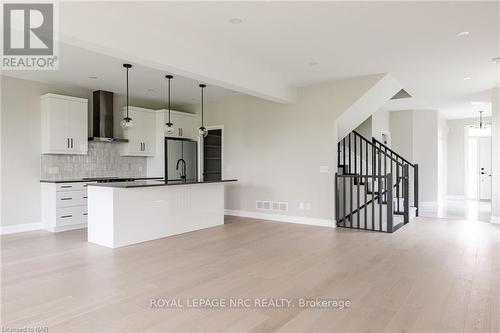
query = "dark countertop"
xmin=87 ymin=179 xmax=237 ymax=188
xmin=40 ymin=177 xmax=164 ymax=183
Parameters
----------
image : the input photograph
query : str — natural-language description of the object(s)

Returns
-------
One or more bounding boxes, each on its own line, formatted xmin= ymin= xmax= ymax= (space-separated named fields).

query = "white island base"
xmin=88 ymin=182 xmax=226 ymax=248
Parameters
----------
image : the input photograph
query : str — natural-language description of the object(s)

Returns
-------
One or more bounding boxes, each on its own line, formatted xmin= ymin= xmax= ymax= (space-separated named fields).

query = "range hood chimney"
xmin=88 ymin=90 xmax=128 ymax=142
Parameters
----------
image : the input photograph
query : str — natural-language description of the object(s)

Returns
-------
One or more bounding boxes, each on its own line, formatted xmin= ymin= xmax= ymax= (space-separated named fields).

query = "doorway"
xmin=466 ymin=126 xmax=492 ymax=200
xmin=202 ymin=127 xmax=223 ymax=181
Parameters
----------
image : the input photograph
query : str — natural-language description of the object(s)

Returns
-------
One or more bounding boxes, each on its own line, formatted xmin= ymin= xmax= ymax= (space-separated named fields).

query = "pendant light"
xmin=478 ymin=110 xmax=484 ymax=129
xmin=198 ymin=84 xmax=208 ymax=138
xmin=120 ymin=63 xmax=134 ymax=130
xmin=164 ymin=75 xmax=175 ymax=135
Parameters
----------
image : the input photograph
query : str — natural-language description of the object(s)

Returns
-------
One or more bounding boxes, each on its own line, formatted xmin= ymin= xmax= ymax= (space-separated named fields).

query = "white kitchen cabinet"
xmin=164 ymin=110 xmax=199 ymax=140
xmin=146 ymin=110 xmax=200 ymax=177
xmin=41 ymin=94 xmax=88 ymax=154
xmin=41 ymin=181 xmax=92 ymax=232
xmin=120 ymin=107 xmax=156 ymax=157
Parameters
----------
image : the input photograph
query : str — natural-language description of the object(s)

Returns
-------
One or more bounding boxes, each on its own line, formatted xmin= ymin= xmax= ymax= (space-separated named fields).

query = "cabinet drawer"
xmin=56 ymin=206 xmax=86 ymax=226
xmin=56 ymin=182 xmax=88 ymax=191
xmin=56 ymin=190 xmax=87 ymax=207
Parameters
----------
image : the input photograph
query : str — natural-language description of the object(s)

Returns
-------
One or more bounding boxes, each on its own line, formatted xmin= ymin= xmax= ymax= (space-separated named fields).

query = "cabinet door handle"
xmin=67 ymin=138 xmax=70 ymax=148
xmin=178 ymin=128 xmax=181 ymax=136
xmin=61 ymin=185 xmax=72 ymax=188
xmin=83 ymin=196 xmax=88 ymax=199
xmin=143 ymin=142 xmax=146 ymax=151
xmin=71 ymin=138 xmax=73 ymax=148
xmin=60 ymin=215 xmax=72 ymax=218
xmin=60 ymin=197 xmax=73 ymax=200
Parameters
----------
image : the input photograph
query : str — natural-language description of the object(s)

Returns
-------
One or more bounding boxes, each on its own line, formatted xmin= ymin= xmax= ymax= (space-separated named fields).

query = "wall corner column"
xmin=491 ymin=87 xmax=500 ymax=224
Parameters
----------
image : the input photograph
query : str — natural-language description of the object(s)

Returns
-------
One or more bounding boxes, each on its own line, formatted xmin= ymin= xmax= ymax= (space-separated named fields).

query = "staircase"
xmin=335 ymin=131 xmax=419 ymax=233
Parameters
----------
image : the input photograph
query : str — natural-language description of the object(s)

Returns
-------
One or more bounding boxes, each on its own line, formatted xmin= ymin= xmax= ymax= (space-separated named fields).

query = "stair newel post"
xmin=413 ymin=164 xmax=419 ymax=217
xmin=335 ymin=173 xmax=339 ymax=226
xmin=377 ymin=151 xmax=382 ymax=231
xmin=403 ymin=164 xmax=410 ymax=224
xmin=386 ymin=173 xmax=393 ymax=232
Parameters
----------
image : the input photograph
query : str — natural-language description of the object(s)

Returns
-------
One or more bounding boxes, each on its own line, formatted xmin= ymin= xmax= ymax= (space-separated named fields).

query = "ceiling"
xmin=4 ymin=1 xmax=500 ymax=119
xmin=3 ymin=43 xmax=239 ymax=109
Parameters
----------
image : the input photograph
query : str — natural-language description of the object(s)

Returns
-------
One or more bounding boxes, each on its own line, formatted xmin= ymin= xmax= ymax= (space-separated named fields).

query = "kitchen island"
xmin=87 ymin=179 xmax=237 ymax=248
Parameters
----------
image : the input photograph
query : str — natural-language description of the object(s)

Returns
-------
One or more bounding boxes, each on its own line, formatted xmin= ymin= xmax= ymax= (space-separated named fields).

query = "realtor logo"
xmin=2 ymin=2 xmax=59 ymax=69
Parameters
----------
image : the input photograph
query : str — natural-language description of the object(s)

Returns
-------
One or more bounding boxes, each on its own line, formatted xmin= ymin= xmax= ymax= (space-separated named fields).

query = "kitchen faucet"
xmin=176 ymin=158 xmax=187 ymax=182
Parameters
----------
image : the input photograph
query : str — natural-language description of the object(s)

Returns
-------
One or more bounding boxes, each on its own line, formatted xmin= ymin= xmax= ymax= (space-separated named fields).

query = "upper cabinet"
xmin=120 ymin=106 xmax=156 ymax=157
xmin=164 ymin=110 xmax=199 ymax=140
xmin=41 ymin=94 xmax=88 ymax=155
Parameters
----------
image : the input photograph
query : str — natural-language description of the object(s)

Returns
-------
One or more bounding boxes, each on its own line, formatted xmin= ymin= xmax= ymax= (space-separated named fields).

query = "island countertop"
xmin=40 ymin=177 xmax=163 ymax=183
xmin=87 ymin=179 xmax=237 ymax=188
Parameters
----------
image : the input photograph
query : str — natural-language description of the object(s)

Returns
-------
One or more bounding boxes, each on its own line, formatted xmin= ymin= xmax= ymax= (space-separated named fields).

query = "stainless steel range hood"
xmin=88 ymin=90 xmax=128 ymax=142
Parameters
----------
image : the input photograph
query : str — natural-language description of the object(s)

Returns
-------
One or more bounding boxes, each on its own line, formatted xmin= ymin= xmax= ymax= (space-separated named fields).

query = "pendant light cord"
xmin=201 ymin=86 xmax=204 ymax=126
xmin=126 ymin=66 xmax=129 ymax=118
xmin=168 ymin=77 xmax=171 ymax=123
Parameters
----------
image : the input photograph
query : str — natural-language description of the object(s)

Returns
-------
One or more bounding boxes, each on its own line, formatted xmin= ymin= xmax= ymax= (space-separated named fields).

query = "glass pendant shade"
xmin=121 ymin=117 xmax=134 ymax=130
xmin=165 ymin=122 xmax=175 ymax=135
xmin=198 ymin=126 xmax=208 ymax=138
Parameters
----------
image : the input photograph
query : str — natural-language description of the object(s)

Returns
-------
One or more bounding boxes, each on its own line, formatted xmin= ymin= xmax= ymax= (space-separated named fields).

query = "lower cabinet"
xmin=41 ymin=182 xmax=91 ymax=232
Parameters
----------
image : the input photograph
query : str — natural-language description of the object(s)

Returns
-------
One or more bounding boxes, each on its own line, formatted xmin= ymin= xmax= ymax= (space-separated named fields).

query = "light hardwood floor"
xmin=1 ymin=216 xmax=500 ymax=333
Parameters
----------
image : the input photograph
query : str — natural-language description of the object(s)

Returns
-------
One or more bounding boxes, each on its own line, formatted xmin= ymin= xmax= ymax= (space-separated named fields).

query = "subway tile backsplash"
xmin=40 ymin=142 xmax=147 ymax=179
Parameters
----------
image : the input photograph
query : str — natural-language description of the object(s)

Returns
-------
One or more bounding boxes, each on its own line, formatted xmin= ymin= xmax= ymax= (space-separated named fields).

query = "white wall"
xmin=437 ymin=112 xmax=448 ymax=202
xmin=371 ymin=108 xmax=390 ymax=143
xmin=389 ymin=110 xmax=440 ymax=204
xmin=1 ymin=76 xmax=91 ymax=227
xmin=188 ymin=75 xmax=387 ymax=223
xmin=492 ymin=88 xmax=500 ymax=222
xmin=0 ymin=75 xmax=176 ymax=228
xmin=390 ymin=111 xmax=413 ymax=159
xmin=354 ymin=116 xmax=372 ymax=139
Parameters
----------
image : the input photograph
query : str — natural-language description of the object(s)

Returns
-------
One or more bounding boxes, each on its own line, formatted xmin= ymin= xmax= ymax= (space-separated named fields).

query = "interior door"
xmin=479 ymin=137 xmax=492 ymax=200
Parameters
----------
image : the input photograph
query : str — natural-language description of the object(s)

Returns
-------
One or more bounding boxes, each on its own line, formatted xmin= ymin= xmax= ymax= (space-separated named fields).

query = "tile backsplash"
xmin=41 ymin=142 xmax=147 ymax=179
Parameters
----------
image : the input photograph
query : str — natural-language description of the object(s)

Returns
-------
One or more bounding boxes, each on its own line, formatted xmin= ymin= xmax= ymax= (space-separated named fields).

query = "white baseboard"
xmin=0 ymin=222 xmax=42 ymax=235
xmin=419 ymin=201 xmax=439 ymax=208
xmin=43 ymin=223 xmax=87 ymax=233
xmin=225 ymin=209 xmax=336 ymax=228
xmin=491 ymin=216 xmax=500 ymax=224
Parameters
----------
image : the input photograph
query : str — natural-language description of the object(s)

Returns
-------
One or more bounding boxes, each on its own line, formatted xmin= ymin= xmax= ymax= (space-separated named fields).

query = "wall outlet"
xmin=305 ymin=203 xmax=311 ymax=210
xmin=48 ymin=167 xmax=59 ymax=174
xmin=319 ymin=166 xmax=329 ymax=173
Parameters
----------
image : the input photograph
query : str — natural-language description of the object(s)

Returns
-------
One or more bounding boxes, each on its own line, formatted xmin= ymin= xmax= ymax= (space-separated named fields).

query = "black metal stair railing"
xmin=335 ymin=131 xmax=416 ymax=233
xmin=372 ymin=137 xmax=419 ymax=217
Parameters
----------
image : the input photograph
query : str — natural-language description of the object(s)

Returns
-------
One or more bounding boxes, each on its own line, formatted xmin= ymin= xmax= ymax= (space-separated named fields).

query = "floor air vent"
xmin=256 ymin=201 xmax=288 ymax=212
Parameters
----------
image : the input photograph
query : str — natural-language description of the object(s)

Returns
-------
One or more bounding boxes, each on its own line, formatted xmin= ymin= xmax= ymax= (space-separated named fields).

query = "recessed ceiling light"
xmin=191 ymin=98 xmax=198 ymax=101
xmin=470 ymin=101 xmax=485 ymax=106
xmin=309 ymin=62 xmax=319 ymax=66
xmin=147 ymin=88 xmax=155 ymax=92
xmin=456 ymin=31 xmax=470 ymax=37
xmin=463 ymin=77 xmax=472 ymax=81
xmin=88 ymin=76 xmax=98 ymax=79
xmin=492 ymin=57 xmax=500 ymax=64
xmin=229 ymin=18 xmax=242 ymax=24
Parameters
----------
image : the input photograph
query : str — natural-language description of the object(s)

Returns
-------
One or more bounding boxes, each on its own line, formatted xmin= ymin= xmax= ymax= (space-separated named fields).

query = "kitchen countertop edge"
xmin=87 ymin=179 xmax=238 ymax=188
xmin=40 ymin=177 xmax=164 ymax=183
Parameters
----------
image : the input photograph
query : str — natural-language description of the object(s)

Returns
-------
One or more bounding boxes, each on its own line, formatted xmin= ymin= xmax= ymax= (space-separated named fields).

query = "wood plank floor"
xmin=1 ymin=216 xmax=500 ymax=332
